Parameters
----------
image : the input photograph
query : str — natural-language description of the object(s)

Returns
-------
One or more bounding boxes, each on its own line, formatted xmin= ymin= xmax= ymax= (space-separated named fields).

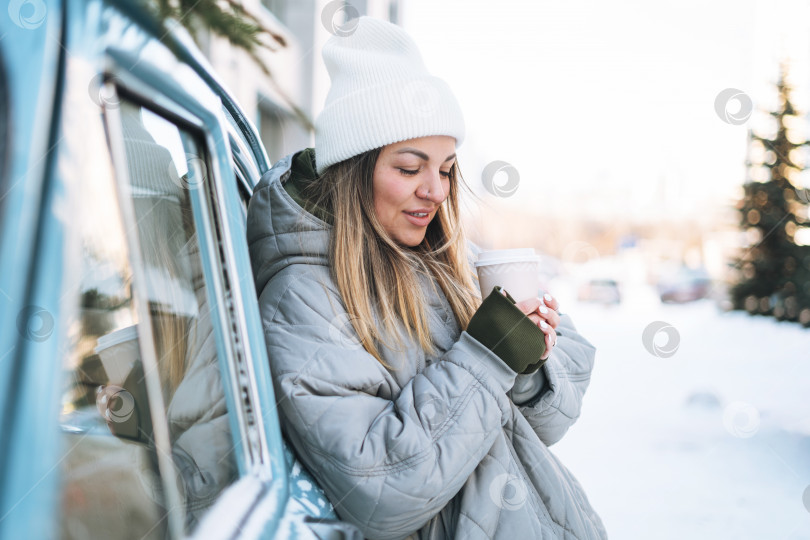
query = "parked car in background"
xmin=657 ymin=268 xmax=712 ymax=304
xmin=577 ymin=278 xmax=622 ymax=305
xmin=0 ymin=1 xmax=358 ymax=538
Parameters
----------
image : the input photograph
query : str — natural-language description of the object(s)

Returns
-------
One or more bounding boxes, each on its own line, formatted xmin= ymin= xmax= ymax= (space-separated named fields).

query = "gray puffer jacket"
xmin=247 ymin=153 xmax=608 ymax=540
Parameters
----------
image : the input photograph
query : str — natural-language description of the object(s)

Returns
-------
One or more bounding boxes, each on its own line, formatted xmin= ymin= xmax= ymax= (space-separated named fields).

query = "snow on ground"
xmin=548 ymin=282 xmax=810 ymax=540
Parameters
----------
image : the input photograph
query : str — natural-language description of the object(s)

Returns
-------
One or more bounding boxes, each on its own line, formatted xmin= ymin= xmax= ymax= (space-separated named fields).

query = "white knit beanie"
xmin=314 ymin=16 xmax=466 ymax=174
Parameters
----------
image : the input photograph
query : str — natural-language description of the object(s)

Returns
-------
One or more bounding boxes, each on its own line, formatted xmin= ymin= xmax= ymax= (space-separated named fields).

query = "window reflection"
xmin=120 ymin=102 xmax=239 ymax=531
xmin=58 ymin=100 xmax=238 ymax=539
xmin=58 ymin=115 xmax=166 ymax=539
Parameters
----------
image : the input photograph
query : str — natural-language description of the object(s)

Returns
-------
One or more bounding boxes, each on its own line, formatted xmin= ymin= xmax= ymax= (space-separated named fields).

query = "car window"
xmin=58 ymin=99 xmax=239 ymax=538
xmin=57 ymin=109 xmax=170 ymax=538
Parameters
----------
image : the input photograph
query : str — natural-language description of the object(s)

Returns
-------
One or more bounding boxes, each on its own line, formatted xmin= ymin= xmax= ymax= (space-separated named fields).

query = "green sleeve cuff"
xmin=466 ymin=286 xmax=547 ymax=374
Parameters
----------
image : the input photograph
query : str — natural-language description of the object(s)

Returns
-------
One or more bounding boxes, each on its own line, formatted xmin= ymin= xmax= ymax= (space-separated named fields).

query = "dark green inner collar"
xmin=283 ymin=148 xmax=333 ymax=224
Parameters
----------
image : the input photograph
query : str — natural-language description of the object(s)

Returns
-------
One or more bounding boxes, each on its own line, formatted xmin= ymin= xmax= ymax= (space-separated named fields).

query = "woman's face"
xmin=372 ymin=135 xmax=456 ymax=247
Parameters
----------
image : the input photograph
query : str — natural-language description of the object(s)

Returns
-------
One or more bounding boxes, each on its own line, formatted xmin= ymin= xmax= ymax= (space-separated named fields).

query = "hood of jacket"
xmin=246 ymin=149 xmax=607 ymax=540
xmin=247 ymin=148 xmax=332 ymax=296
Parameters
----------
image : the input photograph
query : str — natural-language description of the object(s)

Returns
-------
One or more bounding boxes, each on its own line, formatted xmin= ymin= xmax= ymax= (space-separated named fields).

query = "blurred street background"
xmin=184 ymin=0 xmax=810 ymax=537
xmin=552 ymin=292 xmax=810 ymax=539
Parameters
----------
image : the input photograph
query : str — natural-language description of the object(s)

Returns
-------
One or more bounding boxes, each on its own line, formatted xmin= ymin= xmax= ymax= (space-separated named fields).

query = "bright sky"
xmin=401 ymin=0 xmax=810 ymax=221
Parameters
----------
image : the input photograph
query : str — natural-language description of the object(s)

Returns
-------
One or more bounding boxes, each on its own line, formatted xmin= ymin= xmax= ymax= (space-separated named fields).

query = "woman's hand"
xmin=507 ymin=291 xmax=560 ymax=360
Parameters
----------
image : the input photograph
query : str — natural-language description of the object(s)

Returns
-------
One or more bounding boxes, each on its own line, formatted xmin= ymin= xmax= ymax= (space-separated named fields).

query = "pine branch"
xmin=143 ymin=0 xmax=285 ymax=74
xmin=141 ymin=0 xmax=314 ymax=130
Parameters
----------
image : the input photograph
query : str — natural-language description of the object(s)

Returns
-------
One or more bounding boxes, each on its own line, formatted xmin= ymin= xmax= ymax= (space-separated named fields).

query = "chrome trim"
xmin=189 ymin=128 xmax=262 ymax=470
xmin=200 ymin=124 xmax=272 ymax=477
xmin=223 ymin=110 xmax=261 ymax=195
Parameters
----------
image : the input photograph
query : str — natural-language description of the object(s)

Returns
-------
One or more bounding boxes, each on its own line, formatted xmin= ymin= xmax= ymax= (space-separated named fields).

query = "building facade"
xmin=198 ymin=0 xmax=402 ymax=163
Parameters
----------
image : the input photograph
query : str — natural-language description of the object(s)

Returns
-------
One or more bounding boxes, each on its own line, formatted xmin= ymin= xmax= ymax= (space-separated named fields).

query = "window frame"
xmin=223 ymin=106 xmax=263 ymax=194
xmin=99 ymin=57 xmax=276 ymax=533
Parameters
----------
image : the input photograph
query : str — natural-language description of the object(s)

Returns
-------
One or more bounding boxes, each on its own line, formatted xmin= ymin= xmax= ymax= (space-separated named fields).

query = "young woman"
xmin=247 ymin=16 xmax=607 ymax=540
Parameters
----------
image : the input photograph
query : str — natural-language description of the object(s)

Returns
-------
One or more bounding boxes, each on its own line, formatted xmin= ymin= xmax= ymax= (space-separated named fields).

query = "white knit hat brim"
xmin=315 ymin=75 xmax=465 ymax=174
xmin=314 ymin=17 xmax=466 ymax=174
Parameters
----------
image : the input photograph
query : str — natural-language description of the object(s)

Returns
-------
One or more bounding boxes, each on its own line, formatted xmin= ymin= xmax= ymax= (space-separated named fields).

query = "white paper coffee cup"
xmin=94 ymin=325 xmax=140 ymax=385
xmin=475 ymin=248 xmax=541 ymax=302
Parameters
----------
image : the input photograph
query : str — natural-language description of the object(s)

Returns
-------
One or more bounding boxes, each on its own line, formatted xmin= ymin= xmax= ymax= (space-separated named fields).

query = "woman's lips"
xmin=403 ymin=210 xmax=432 ymax=226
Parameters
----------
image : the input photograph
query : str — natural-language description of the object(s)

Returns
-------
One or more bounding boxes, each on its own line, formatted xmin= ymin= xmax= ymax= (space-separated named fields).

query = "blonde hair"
xmin=133 ymin=195 xmax=191 ymax=396
xmin=303 ymin=148 xmax=481 ymax=365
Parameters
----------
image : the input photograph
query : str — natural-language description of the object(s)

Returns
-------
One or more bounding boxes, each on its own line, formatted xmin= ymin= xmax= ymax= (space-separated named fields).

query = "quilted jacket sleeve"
xmin=260 ymin=271 xmax=519 ymax=540
xmin=510 ymin=313 xmax=597 ymax=446
xmin=466 ymin=241 xmax=597 ymax=447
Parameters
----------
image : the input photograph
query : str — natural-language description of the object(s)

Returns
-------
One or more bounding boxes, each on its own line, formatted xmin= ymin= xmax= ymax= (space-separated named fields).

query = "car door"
xmin=0 ymin=1 xmax=67 ymax=537
xmin=55 ymin=27 xmax=264 ymax=540
xmin=55 ymin=4 xmax=292 ymax=535
xmin=0 ymin=1 xmax=357 ymax=538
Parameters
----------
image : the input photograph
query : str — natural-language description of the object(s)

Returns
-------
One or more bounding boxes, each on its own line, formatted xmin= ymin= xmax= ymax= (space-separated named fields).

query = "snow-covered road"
xmin=549 ymin=286 xmax=810 ymax=539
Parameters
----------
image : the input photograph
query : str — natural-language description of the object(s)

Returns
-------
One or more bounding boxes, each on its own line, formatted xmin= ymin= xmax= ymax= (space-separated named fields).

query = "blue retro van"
xmin=0 ymin=1 xmax=358 ymax=538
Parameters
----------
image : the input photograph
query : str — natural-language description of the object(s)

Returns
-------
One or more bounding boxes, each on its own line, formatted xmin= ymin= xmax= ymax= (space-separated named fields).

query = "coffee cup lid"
xmin=474 ymin=248 xmax=540 ymax=267
xmin=95 ymin=324 xmax=139 ymax=353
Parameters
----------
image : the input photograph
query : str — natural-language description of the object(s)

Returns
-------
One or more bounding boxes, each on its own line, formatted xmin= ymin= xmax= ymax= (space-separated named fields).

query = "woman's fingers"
xmin=515 ymin=295 xmax=559 ymax=329
xmin=527 ymin=313 xmax=556 ymax=360
xmin=535 ymin=302 xmax=560 ymax=330
xmin=541 ymin=292 xmax=560 ymax=313
xmin=542 ymin=327 xmax=556 ymax=359
xmin=513 ymin=296 xmax=543 ymax=316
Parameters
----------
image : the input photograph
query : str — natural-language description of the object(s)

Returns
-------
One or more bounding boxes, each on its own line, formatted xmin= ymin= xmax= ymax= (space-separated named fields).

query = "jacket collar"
xmin=247 ymin=150 xmax=331 ymax=295
xmin=283 ymin=148 xmax=334 ymax=224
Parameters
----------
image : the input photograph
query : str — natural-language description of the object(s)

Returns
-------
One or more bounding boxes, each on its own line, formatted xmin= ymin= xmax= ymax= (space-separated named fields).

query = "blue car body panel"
xmin=0 ymin=1 xmax=65 ymax=537
xmin=0 ymin=1 xmax=345 ymax=537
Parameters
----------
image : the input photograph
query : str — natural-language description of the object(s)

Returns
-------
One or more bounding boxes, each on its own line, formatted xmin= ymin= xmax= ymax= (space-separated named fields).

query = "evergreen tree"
xmin=730 ymin=63 xmax=810 ymax=326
